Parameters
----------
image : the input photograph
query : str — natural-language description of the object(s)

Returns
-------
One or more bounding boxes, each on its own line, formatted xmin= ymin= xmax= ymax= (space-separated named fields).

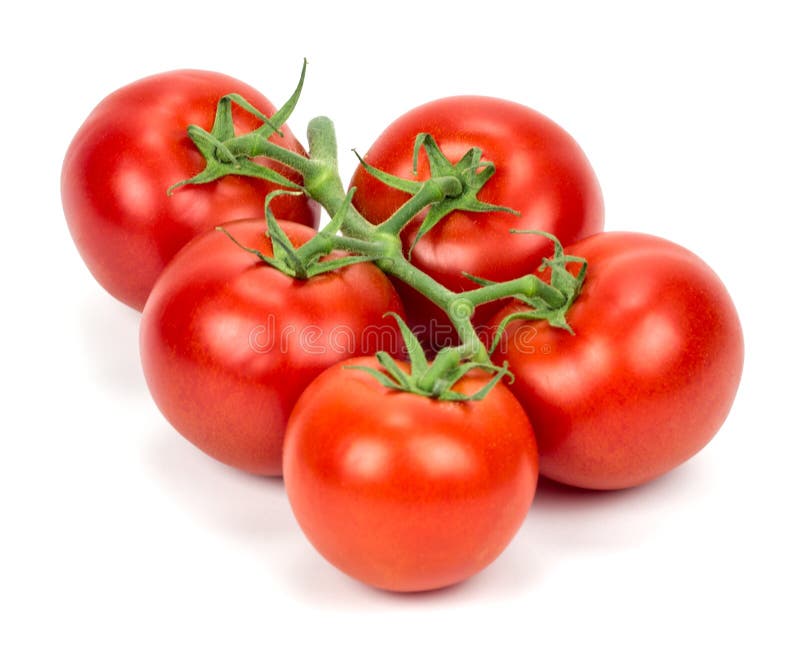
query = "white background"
xmin=2 ymin=1 xmax=798 ymax=648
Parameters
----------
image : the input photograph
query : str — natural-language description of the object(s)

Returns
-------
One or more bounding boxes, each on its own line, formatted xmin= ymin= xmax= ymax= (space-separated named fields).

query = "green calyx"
xmin=356 ymin=133 xmax=519 ymax=252
xmin=348 ymin=313 xmax=513 ymax=402
xmin=167 ymin=60 xmax=311 ymax=195
xmin=219 ymin=188 xmax=386 ymax=280
xmin=486 ymin=231 xmax=588 ymax=352
xmin=166 ymin=60 xmax=592 ymax=403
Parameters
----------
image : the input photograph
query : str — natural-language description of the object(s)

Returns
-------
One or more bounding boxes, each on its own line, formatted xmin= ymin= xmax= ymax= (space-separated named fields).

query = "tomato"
xmin=283 ymin=356 xmax=539 ymax=592
xmin=489 ymin=232 xmax=744 ymax=490
xmin=349 ymin=95 xmax=603 ymax=348
xmin=62 ymin=70 xmax=319 ymax=311
xmin=140 ymin=219 xmax=404 ymax=476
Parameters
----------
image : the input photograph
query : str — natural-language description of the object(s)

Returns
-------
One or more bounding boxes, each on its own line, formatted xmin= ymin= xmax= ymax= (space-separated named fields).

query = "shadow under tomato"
xmin=77 ymin=289 xmax=145 ymax=396
xmin=283 ymin=540 xmax=545 ymax=608
xmin=521 ymin=459 xmax=715 ymax=556
xmin=143 ymin=427 xmax=294 ymax=544
xmin=282 ymin=502 xmax=546 ymax=607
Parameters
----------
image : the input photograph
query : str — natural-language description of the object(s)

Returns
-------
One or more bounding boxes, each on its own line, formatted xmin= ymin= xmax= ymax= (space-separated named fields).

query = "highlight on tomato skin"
xmin=488 ymin=231 xmax=745 ymax=491
xmin=139 ymin=219 xmax=405 ymax=476
xmin=61 ymin=69 xmax=319 ymax=311
xmin=282 ymin=356 xmax=539 ymax=592
xmin=62 ymin=60 xmax=749 ymax=597
xmin=350 ymin=95 xmax=604 ymax=349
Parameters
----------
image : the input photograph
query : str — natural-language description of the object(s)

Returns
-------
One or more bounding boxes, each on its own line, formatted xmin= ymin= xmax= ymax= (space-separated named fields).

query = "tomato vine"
xmin=173 ymin=63 xmax=585 ymax=394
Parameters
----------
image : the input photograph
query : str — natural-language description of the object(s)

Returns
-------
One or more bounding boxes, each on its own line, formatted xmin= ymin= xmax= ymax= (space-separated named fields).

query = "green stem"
xmin=295 ymin=233 xmax=390 ymax=265
xmin=214 ymin=113 xmax=570 ymax=370
xmin=377 ymin=256 xmax=486 ymax=360
xmin=460 ymin=275 xmax=566 ymax=309
xmin=330 ymin=236 xmax=392 ymax=258
xmin=224 ymin=133 xmax=316 ymax=176
xmin=376 ymin=176 xmax=463 ymax=236
xmin=302 ymin=117 xmax=492 ymax=364
xmin=446 ymin=299 xmax=487 ymax=363
xmin=418 ymin=348 xmax=461 ymax=394
xmin=304 ymin=117 xmax=376 ymax=240
xmin=170 ymin=77 xmax=589 ymax=399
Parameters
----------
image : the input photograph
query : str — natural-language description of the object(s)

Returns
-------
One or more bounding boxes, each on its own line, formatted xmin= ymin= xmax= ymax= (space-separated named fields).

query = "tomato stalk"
xmin=174 ymin=97 xmax=587 ymax=396
xmin=459 ymin=275 xmax=567 ymax=309
xmin=375 ymin=176 xmax=464 ymax=236
xmin=223 ymin=132 xmax=316 ymax=177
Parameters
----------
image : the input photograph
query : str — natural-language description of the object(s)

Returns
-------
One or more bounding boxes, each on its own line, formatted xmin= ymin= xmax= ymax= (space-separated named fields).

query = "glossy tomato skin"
xmin=62 ymin=70 xmax=320 ymax=311
xmin=490 ymin=232 xmax=744 ymax=490
xmin=140 ymin=219 xmax=403 ymax=476
xmin=283 ymin=357 xmax=539 ymax=592
xmin=349 ymin=96 xmax=604 ymax=348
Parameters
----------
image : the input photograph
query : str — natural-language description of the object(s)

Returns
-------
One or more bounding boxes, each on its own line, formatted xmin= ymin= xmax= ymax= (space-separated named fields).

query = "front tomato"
xmin=283 ymin=357 xmax=539 ymax=592
xmin=62 ymin=70 xmax=319 ymax=311
xmin=490 ymin=232 xmax=744 ymax=490
xmin=350 ymin=95 xmax=604 ymax=348
xmin=140 ymin=219 xmax=404 ymax=476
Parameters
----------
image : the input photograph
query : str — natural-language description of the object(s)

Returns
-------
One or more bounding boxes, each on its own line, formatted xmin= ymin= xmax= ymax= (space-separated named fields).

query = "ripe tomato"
xmin=62 ymin=70 xmax=319 ymax=311
xmin=490 ymin=232 xmax=744 ymax=490
xmin=140 ymin=219 xmax=404 ymax=476
xmin=349 ymin=96 xmax=604 ymax=348
xmin=283 ymin=357 xmax=539 ymax=592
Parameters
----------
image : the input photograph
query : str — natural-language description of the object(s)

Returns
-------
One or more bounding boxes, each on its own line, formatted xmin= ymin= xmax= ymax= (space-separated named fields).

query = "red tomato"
xmin=489 ymin=232 xmax=744 ymax=490
xmin=62 ymin=70 xmax=319 ymax=311
xmin=140 ymin=219 xmax=404 ymax=476
xmin=283 ymin=357 xmax=539 ymax=592
xmin=349 ymin=96 xmax=603 ymax=348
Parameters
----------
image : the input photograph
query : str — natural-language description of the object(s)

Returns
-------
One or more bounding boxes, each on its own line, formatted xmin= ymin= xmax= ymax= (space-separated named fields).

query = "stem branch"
xmin=209 ymin=111 xmax=577 ymax=377
xmin=224 ymin=133 xmax=315 ymax=176
xmin=460 ymin=275 xmax=566 ymax=309
xmin=376 ymin=176 xmax=463 ymax=235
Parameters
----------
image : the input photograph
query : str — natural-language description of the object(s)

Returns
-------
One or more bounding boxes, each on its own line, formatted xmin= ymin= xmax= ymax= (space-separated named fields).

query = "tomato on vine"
xmin=62 ymin=69 xmax=319 ymax=310
xmin=140 ymin=217 xmax=404 ymax=476
xmin=489 ymin=232 xmax=744 ymax=490
xmin=61 ymin=59 xmax=750 ymax=598
xmin=349 ymin=96 xmax=604 ymax=348
xmin=283 ymin=354 xmax=539 ymax=592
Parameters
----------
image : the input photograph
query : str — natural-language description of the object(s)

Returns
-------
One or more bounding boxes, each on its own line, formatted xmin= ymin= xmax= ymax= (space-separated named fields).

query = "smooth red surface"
xmin=490 ymin=232 xmax=744 ymax=490
xmin=350 ymin=95 xmax=604 ymax=348
xmin=140 ymin=220 xmax=404 ymax=476
xmin=62 ymin=70 xmax=319 ymax=310
xmin=283 ymin=357 xmax=539 ymax=592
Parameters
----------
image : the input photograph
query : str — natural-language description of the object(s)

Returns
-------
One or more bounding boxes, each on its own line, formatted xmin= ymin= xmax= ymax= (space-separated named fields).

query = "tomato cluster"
xmin=63 ymin=69 xmax=743 ymax=593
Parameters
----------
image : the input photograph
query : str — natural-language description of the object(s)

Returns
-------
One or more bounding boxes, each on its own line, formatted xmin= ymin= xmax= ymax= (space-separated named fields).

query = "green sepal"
xmin=488 ymin=311 xmax=545 ymax=355
xmin=375 ymin=351 xmax=413 ymax=390
xmin=437 ymin=361 xmax=514 ymax=402
xmin=301 ymin=254 xmax=373 ymax=277
xmin=462 ymin=269 xmax=570 ymax=331
xmin=255 ymin=58 xmax=307 ymax=136
xmin=215 ymin=190 xmax=308 ymax=279
xmin=484 ymin=230 xmax=589 ymax=344
xmin=317 ymin=186 xmax=356 ymax=238
xmin=347 ymin=314 xmax=514 ymax=402
xmin=215 ymin=226 xmax=296 ymax=277
xmin=218 ymin=187 xmax=381 ymax=280
xmin=264 ymin=191 xmax=305 ymax=274
xmin=354 ymin=133 xmax=519 ymax=251
xmin=167 ymin=125 xmax=301 ymax=194
xmin=167 ymin=61 xmax=309 ymax=195
xmin=211 ymin=93 xmax=283 ymax=140
xmin=345 ymin=362 xmax=408 ymax=391
xmin=352 ymin=150 xmax=420 ymax=194
xmin=300 ymin=187 xmax=384 ymax=277
xmin=519 ymin=230 xmax=587 ymax=328
xmin=408 ymin=135 xmax=519 ymax=255
xmin=462 ymin=272 xmax=493 ymax=287
xmin=384 ymin=312 xmax=428 ymax=376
